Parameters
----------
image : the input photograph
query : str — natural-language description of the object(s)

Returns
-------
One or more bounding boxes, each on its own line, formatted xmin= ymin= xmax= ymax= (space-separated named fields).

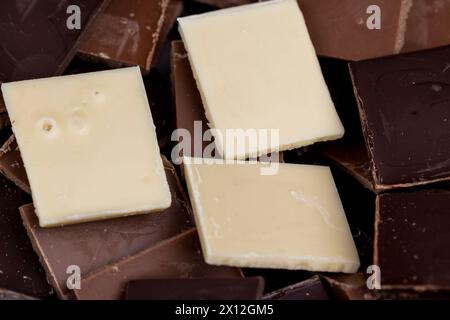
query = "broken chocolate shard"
xmin=321 ymin=273 xmax=374 ymax=300
xmin=125 ymin=277 xmax=264 ymax=300
xmin=375 ymin=190 xmax=450 ymax=291
xmin=20 ymin=156 xmax=193 ymax=299
xmin=0 ymin=174 xmax=52 ymax=298
xmin=263 ymin=275 xmax=329 ymax=300
xmin=74 ymin=229 xmax=243 ymax=300
xmin=78 ymin=0 xmax=183 ymax=73
xmin=350 ymin=45 xmax=450 ymax=190
xmin=0 ymin=0 xmax=109 ymax=82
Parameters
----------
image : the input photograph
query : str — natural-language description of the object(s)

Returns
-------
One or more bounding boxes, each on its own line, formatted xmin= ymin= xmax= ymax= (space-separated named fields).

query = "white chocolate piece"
xmin=178 ymin=0 xmax=344 ymax=160
xmin=183 ymin=158 xmax=360 ymax=273
xmin=2 ymin=67 xmax=171 ymax=227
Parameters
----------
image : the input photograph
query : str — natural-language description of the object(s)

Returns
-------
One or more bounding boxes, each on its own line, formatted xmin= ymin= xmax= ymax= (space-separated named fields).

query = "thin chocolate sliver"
xmin=20 ymin=156 xmax=193 ymax=299
xmin=75 ymin=229 xmax=243 ymax=300
xmin=0 ymin=135 xmax=30 ymax=194
xmin=0 ymin=289 xmax=38 ymax=300
xmin=125 ymin=277 xmax=264 ymax=300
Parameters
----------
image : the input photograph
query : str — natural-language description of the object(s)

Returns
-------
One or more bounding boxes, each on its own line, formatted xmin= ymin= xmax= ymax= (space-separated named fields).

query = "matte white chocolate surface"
xmin=178 ymin=0 xmax=344 ymax=160
xmin=2 ymin=67 xmax=171 ymax=227
xmin=184 ymin=158 xmax=360 ymax=273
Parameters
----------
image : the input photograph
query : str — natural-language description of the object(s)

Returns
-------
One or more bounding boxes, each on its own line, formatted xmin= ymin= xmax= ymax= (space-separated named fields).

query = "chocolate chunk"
xmin=375 ymin=190 xmax=450 ymax=291
xmin=0 ymin=174 xmax=52 ymax=298
xmin=0 ymin=289 xmax=38 ymax=300
xmin=20 ymin=156 xmax=193 ymax=299
xmin=350 ymin=46 xmax=450 ymax=190
xmin=78 ymin=0 xmax=183 ymax=73
xmin=125 ymin=277 xmax=264 ymax=300
xmin=74 ymin=229 xmax=243 ymax=300
xmin=263 ymin=276 xmax=329 ymax=300
xmin=0 ymin=135 xmax=30 ymax=194
xmin=0 ymin=0 xmax=109 ymax=82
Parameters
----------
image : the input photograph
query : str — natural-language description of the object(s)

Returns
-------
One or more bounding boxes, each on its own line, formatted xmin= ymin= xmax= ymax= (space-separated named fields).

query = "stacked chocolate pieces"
xmin=0 ymin=0 xmax=449 ymax=301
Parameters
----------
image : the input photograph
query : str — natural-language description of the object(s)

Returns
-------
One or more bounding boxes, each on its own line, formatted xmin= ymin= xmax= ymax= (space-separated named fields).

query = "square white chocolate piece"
xmin=184 ymin=158 xmax=360 ymax=273
xmin=178 ymin=0 xmax=344 ymax=160
xmin=2 ymin=67 xmax=171 ymax=227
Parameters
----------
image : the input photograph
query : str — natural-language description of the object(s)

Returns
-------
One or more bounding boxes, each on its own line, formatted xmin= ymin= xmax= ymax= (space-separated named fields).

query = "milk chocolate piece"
xmin=0 ymin=135 xmax=30 ymax=194
xmin=0 ymin=289 xmax=37 ymax=300
xmin=350 ymin=46 xmax=450 ymax=190
xmin=263 ymin=276 xmax=329 ymax=300
xmin=20 ymin=156 xmax=192 ymax=299
xmin=403 ymin=0 xmax=450 ymax=53
xmin=125 ymin=277 xmax=264 ymax=300
xmin=0 ymin=0 xmax=109 ymax=82
xmin=0 ymin=174 xmax=52 ymax=298
xmin=375 ymin=190 xmax=450 ymax=291
xmin=78 ymin=0 xmax=182 ymax=73
xmin=75 ymin=229 xmax=243 ymax=300
xmin=298 ymin=0 xmax=411 ymax=61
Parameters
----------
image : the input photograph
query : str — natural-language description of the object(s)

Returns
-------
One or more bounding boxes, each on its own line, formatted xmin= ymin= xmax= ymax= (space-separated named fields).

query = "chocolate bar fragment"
xmin=0 ymin=174 xmax=52 ymax=298
xmin=0 ymin=0 xmax=109 ymax=82
xmin=20 ymin=156 xmax=192 ymax=299
xmin=0 ymin=135 xmax=30 ymax=194
xmin=298 ymin=0 xmax=411 ymax=61
xmin=350 ymin=46 xmax=450 ymax=190
xmin=403 ymin=0 xmax=450 ymax=53
xmin=125 ymin=277 xmax=264 ymax=300
xmin=322 ymin=141 xmax=374 ymax=192
xmin=0 ymin=289 xmax=37 ymax=300
xmin=375 ymin=190 xmax=450 ymax=291
xmin=78 ymin=0 xmax=182 ymax=73
xmin=75 ymin=229 xmax=243 ymax=300
xmin=263 ymin=276 xmax=329 ymax=300
xmin=171 ymin=40 xmax=283 ymax=162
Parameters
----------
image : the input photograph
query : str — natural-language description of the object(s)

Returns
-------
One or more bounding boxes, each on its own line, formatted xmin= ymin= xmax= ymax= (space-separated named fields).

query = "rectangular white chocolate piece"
xmin=184 ymin=158 xmax=360 ymax=273
xmin=178 ymin=0 xmax=344 ymax=160
xmin=2 ymin=67 xmax=171 ymax=227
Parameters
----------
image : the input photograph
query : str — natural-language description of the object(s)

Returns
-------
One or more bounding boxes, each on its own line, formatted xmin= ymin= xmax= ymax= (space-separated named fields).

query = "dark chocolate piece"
xmin=0 ymin=0 xmax=109 ymax=82
xmin=0 ymin=288 xmax=37 ymax=300
xmin=74 ymin=229 xmax=243 ymax=300
xmin=322 ymin=141 xmax=374 ymax=192
xmin=20 ymin=156 xmax=193 ymax=299
xmin=0 ymin=135 xmax=30 ymax=193
xmin=78 ymin=0 xmax=182 ymax=73
xmin=0 ymin=174 xmax=52 ymax=298
xmin=350 ymin=46 xmax=450 ymax=190
xmin=125 ymin=277 xmax=264 ymax=300
xmin=375 ymin=190 xmax=450 ymax=291
xmin=263 ymin=276 xmax=329 ymax=300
